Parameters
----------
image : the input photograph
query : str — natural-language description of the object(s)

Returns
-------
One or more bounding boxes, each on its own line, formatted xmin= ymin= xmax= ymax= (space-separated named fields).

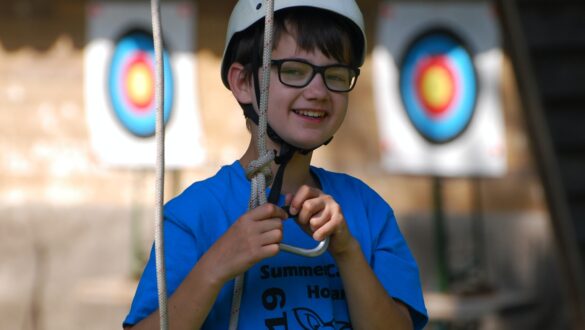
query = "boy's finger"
xmin=289 ymin=185 xmax=321 ymax=215
xmin=260 ymin=228 xmax=283 ymax=246
xmin=284 ymin=193 xmax=293 ymax=206
xmin=311 ymin=216 xmax=339 ymax=241
xmin=258 ymin=218 xmax=283 ymax=233
xmin=250 ymin=203 xmax=288 ymax=220
xmin=298 ymin=198 xmax=326 ymax=223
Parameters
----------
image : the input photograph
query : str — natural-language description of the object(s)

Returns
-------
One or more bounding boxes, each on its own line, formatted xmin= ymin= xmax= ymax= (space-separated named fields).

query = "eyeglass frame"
xmin=270 ymin=58 xmax=361 ymax=93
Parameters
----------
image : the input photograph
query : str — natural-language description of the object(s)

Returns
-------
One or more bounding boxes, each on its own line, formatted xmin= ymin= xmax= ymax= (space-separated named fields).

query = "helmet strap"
xmin=267 ymin=143 xmax=295 ymax=204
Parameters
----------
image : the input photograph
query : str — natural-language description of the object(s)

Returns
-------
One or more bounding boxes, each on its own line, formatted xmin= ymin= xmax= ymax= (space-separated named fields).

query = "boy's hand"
xmin=203 ymin=203 xmax=287 ymax=284
xmin=287 ymin=185 xmax=356 ymax=258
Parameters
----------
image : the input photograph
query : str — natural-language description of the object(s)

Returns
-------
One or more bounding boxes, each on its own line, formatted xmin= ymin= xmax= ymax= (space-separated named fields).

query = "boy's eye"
xmin=325 ymin=68 xmax=350 ymax=84
xmin=280 ymin=64 xmax=310 ymax=78
xmin=281 ymin=68 xmax=304 ymax=76
xmin=326 ymin=71 xmax=348 ymax=82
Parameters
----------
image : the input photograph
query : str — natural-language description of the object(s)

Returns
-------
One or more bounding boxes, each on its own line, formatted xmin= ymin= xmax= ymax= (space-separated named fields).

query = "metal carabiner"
xmin=280 ymin=206 xmax=330 ymax=257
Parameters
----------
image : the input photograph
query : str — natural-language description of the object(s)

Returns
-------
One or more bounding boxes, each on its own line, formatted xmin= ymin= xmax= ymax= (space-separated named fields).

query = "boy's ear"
xmin=227 ymin=63 xmax=253 ymax=104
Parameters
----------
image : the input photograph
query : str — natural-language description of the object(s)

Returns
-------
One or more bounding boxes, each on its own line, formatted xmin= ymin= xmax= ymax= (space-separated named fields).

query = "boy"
xmin=124 ymin=1 xmax=428 ymax=329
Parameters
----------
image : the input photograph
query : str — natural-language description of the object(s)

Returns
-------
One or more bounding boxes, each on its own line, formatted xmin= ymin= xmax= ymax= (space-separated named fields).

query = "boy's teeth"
xmin=295 ymin=110 xmax=324 ymax=118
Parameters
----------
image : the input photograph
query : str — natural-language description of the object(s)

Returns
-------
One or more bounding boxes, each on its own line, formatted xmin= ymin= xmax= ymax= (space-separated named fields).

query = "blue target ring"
xmin=108 ymin=29 xmax=174 ymax=137
xmin=399 ymin=28 xmax=478 ymax=144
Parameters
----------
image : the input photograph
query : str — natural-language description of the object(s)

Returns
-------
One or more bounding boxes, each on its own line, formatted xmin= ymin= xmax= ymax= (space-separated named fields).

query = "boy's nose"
xmin=303 ymin=72 xmax=329 ymax=98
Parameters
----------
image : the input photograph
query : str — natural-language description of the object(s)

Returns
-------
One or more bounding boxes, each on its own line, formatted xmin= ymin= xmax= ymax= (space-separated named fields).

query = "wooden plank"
xmin=518 ymin=3 xmax=585 ymax=50
xmin=532 ymin=53 xmax=585 ymax=98
xmin=497 ymin=0 xmax=585 ymax=327
xmin=546 ymin=105 xmax=585 ymax=148
xmin=557 ymin=154 xmax=585 ymax=196
xmin=425 ymin=291 xmax=535 ymax=321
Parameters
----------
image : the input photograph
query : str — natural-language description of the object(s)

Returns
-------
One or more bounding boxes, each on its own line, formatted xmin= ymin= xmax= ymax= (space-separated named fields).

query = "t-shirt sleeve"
xmin=366 ymin=189 xmax=429 ymax=329
xmin=123 ymin=211 xmax=199 ymax=327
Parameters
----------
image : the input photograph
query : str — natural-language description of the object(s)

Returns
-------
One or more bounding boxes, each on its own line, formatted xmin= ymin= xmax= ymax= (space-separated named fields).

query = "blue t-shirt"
xmin=124 ymin=162 xmax=428 ymax=329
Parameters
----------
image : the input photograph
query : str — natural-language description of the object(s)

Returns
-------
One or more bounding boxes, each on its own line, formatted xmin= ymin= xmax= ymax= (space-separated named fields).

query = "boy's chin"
xmin=280 ymin=138 xmax=326 ymax=152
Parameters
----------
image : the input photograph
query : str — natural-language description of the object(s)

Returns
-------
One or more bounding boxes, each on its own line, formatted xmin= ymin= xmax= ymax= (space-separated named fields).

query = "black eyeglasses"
xmin=271 ymin=59 xmax=360 ymax=92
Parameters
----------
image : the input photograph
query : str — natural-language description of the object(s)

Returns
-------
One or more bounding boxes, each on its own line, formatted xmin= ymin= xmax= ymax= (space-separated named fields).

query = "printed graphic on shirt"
xmin=256 ymin=263 xmax=352 ymax=329
xmin=260 ymin=264 xmax=340 ymax=280
xmin=294 ymin=308 xmax=352 ymax=330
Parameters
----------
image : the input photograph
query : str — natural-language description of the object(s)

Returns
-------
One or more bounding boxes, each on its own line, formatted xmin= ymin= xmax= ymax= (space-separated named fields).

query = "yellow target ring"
xmin=126 ymin=60 xmax=154 ymax=109
xmin=420 ymin=65 xmax=454 ymax=111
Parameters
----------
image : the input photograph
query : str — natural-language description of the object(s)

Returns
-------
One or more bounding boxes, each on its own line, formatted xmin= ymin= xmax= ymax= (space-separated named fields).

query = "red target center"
xmin=414 ymin=56 xmax=456 ymax=118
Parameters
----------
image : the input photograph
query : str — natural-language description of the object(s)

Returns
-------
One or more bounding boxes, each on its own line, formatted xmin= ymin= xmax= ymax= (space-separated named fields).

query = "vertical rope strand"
xmin=255 ymin=0 xmax=275 ymax=203
xmin=150 ymin=0 xmax=168 ymax=329
xmin=229 ymin=1 xmax=275 ymax=329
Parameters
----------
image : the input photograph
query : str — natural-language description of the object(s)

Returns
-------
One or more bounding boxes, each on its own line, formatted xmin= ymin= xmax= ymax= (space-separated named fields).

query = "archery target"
xmin=108 ymin=29 xmax=174 ymax=137
xmin=85 ymin=1 xmax=205 ymax=168
xmin=399 ymin=29 xmax=478 ymax=144
xmin=372 ymin=2 xmax=506 ymax=177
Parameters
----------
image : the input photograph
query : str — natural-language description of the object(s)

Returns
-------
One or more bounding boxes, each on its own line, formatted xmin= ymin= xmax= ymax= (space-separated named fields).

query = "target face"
xmin=108 ymin=29 xmax=174 ymax=137
xmin=399 ymin=29 xmax=478 ymax=144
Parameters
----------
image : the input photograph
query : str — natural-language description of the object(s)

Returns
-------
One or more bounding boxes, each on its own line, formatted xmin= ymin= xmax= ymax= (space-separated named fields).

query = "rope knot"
xmin=245 ymin=150 xmax=275 ymax=187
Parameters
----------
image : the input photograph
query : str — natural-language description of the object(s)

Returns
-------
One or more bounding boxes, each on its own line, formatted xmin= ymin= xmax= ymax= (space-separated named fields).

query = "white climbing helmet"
xmin=220 ymin=0 xmax=366 ymax=89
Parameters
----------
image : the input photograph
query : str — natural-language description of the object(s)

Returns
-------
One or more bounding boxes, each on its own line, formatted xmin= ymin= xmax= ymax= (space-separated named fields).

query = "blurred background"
xmin=1 ymin=0 xmax=584 ymax=329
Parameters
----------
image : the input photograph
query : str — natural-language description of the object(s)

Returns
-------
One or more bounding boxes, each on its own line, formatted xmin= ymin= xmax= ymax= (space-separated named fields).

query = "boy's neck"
xmin=279 ymin=152 xmax=316 ymax=194
xmin=239 ymin=138 xmax=317 ymax=196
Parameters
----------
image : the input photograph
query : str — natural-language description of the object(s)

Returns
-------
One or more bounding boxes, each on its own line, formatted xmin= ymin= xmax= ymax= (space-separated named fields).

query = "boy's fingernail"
xmin=289 ymin=206 xmax=298 ymax=215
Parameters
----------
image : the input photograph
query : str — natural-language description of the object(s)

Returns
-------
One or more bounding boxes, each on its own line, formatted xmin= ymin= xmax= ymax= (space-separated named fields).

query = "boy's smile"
xmin=292 ymin=108 xmax=327 ymax=123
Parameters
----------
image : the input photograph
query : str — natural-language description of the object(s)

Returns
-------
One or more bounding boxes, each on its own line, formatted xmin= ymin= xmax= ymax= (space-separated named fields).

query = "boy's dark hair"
xmin=226 ymin=7 xmax=363 ymax=83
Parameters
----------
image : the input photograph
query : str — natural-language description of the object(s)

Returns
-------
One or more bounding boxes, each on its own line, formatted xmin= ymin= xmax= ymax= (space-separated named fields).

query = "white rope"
xmin=229 ymin=1 xmax=276 ymax=329
xmin=247 ymin=0 xmax=276 ymax=209
xmin=150 ymin=0 xmax=169 ymax=329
